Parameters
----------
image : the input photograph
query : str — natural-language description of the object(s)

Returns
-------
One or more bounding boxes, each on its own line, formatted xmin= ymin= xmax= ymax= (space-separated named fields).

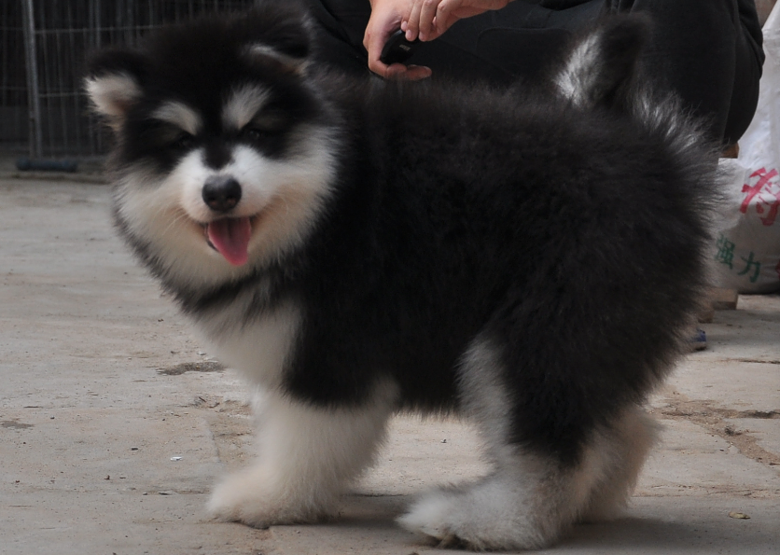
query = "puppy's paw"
xmin=207 ymin=466 xmax=335 ymax=528
xmin=398 ymin=485 xmax=557 ymax=551
xmin=397 ymin=491 xmax=471 ymax=549
xmin=208 ymin=472 xmax=269 ymax=527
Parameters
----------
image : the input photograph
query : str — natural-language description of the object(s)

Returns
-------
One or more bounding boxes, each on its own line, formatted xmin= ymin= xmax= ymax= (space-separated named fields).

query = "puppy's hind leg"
xmin=399 ymin=450 xmax=598 ymax=550
xmin=209 ymin=383 xmax=396 ymax=528
xmin=579 ymin=405 xmax=660 ymax=522
xmin=398 ymin=337 xmax=606 ymax=550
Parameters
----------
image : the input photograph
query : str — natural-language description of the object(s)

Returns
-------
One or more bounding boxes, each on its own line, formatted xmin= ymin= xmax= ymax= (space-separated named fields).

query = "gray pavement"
xmin=1 ymin=176 xmax=778 ymax=555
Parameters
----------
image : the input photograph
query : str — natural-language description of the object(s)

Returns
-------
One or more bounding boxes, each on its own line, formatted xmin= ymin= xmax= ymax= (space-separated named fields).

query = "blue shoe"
xmin=690 ymin=328 xmax=707 ymax=351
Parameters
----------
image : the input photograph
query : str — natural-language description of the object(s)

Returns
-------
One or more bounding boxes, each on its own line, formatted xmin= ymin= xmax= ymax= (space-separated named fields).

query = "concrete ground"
xmin=1 ymin=175 xmax=778 ymax=555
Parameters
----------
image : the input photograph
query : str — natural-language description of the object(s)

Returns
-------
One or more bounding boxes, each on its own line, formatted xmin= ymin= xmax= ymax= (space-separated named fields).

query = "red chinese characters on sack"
xmin=740 ymin=167 xmax=780 ymax=226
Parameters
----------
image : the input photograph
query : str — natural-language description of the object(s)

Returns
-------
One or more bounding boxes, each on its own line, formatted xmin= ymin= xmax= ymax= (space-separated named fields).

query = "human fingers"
xmin=364 ymin=3 xmax=404 ymax=77
xmin=418 ymin=0 xmax=442 ymax=41
xmin=365 ymin=0 xmax=434 ymax=78
xmin=366 ymin=38 xmax=394 ymax=77
xmin=430 ymin=0 xmax=461 ymax=38
xmin=404 ymin=0 xmax=464 ymax=42
xmin=414 ymin=0 xmax=510 ymax=41
xmin=403 ymin=0 xmax=424 ymax=41
xmin=366 ymin=32 xmax=432 ymax=79
xmin=386 ymin=63 xmax=433 ymax=80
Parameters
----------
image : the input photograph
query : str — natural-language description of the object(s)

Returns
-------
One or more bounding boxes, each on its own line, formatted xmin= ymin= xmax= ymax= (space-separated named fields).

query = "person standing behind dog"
xmin=306 ymin=0 xmax=765 ymax=148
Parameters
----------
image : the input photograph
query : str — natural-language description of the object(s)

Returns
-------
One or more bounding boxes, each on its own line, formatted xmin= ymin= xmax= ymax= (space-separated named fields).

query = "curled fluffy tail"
xmin=554 ymin=15 xmax=650 ymax=111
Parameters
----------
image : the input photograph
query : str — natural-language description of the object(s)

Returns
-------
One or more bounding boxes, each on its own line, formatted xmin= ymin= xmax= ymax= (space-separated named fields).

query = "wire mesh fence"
xmin=1 ymin=0 xmax=256 ymax=160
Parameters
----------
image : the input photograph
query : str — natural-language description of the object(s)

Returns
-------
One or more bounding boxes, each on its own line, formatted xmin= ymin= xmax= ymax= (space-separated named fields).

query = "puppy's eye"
xmin=241 ymin=111 xmax=288 ymax=140
xmin=242 ymin=127 xmax=266 ymax=141
xmin=173 ymin=132 xmax=194 ymax=149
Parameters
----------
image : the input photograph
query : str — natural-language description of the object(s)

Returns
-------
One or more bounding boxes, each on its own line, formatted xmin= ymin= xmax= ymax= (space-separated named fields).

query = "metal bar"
xmin=21 ymin=0 xmax=42 ymax=159
xmin=42 ymin=2 xmax=56 ymax=157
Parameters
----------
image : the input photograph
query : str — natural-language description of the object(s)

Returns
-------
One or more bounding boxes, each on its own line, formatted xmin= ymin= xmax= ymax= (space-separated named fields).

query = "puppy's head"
xmin=85 ymin=3 xmax=338 ymax=288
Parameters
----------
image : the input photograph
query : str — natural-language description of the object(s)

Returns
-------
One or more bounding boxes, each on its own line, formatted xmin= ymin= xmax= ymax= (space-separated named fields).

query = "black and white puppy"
xmin=85 ymin=2 xmax=717 ymax=550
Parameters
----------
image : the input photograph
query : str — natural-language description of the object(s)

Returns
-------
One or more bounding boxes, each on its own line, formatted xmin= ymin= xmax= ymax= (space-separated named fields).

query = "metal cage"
xmin=1 ymin=0 xmax=256 ymax=160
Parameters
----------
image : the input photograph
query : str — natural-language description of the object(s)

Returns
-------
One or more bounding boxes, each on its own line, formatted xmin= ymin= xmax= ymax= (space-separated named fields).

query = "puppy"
xmin=86 ymin=2 xmax=717 ymax=549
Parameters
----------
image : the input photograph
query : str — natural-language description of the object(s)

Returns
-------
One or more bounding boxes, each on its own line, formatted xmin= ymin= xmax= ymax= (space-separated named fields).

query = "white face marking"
xmin=151 ymin=100 xmax=203 ymax=136
xmin=114 ymin=124 xmax=339 ymax=288
xmin=84 ymin=73 xmax=142 ymax=119
xmin=222 ymin=85 xmax=271 ymax=131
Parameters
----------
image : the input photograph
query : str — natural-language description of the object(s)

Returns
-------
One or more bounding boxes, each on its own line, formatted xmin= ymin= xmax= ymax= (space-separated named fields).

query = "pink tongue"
xmin=207 ymin=217 xmax=252 ymax=266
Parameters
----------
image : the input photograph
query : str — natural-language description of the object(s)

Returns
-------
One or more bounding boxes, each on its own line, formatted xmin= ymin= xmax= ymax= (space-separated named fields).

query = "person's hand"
xmin=364 ymin=0 xmax=433 ymax=79
xmin=403 ymin=0 xmax=511 ymax=42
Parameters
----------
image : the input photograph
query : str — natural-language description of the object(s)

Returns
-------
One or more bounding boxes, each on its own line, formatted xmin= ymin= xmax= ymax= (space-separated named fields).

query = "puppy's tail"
xmin=553 ymin=16 xmax=650 ymax=111
xmin=554 ymin=15 xmax=718 ymax=164
xmin=555 ymin=14 xmax=723 ymax=299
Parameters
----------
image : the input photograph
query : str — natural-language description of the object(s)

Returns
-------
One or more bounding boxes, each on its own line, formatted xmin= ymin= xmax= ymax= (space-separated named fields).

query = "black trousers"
xmin=306 ymin=0 xmax=765 ymax=145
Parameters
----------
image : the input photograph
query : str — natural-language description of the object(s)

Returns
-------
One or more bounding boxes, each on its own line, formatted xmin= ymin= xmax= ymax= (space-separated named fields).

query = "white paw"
xmin=398 ymin=482 xmax=559 ymax=551
xmin=398 ymin=491 xmax=456 ymax=543
xmin=207 ymin=466 xmax=336 ymax=528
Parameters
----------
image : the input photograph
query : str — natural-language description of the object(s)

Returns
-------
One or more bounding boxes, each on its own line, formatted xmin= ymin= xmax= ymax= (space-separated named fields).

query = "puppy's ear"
xmin=554 ymin=15 xmax=650 ymax=110
xmin=243 ymin=42 xmax=310 ymax=75
xmin=239 ymin=5 xmax=313 ymax=75
xmin=84 ymin=49 xmax=147 ymax=126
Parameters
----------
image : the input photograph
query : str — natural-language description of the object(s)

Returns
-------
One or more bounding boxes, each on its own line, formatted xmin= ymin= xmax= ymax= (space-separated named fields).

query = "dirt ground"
xmin=1 ymin=177 xmax=779 ymax=555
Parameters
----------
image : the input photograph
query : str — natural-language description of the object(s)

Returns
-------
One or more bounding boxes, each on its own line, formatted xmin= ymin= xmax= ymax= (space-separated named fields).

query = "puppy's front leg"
xmin=209 ymin=386 xmax=395 ymax=527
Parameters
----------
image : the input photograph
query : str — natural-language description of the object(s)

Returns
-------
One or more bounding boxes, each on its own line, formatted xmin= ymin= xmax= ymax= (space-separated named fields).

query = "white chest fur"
xmin=196 ymin=298 xmax=302 ymax=389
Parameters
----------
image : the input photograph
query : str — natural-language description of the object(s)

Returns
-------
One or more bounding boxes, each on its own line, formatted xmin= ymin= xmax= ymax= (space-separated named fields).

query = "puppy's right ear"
xmin=84 ymin=49 xmax=147 ymax=128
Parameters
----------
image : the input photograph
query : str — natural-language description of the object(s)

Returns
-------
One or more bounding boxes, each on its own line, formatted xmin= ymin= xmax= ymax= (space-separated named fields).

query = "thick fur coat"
xmin=86 ymin=2 xmax=718 ymax=549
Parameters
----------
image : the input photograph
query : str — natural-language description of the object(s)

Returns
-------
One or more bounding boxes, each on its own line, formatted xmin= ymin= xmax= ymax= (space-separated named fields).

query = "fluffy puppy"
xmin=85 ymin=3 xmax=717 ymax=550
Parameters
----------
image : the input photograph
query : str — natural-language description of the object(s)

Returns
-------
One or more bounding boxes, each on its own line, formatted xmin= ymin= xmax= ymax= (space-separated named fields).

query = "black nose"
xmin=202 ymin=176 xmax=242 ymax=212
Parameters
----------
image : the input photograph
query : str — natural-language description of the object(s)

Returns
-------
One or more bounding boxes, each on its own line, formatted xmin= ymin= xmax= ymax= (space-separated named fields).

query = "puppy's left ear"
xmin=84 ymin=49 xmax=147 ymax=127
